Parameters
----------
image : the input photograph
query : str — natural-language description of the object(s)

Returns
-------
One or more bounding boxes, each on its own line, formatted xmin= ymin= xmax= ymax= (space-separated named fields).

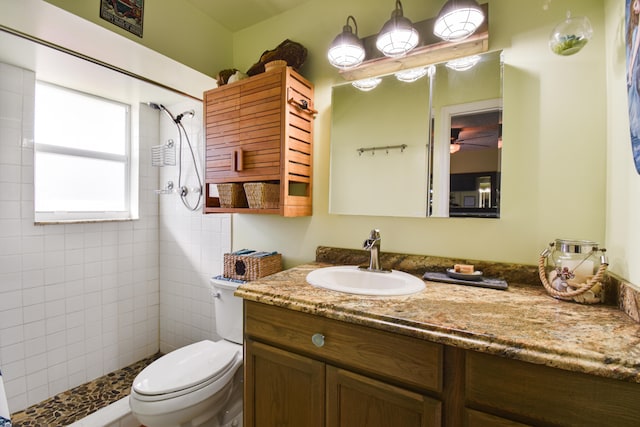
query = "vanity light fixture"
xmin=395 ymin=67 xmax=429 ymax=82
xmin=445 ymin=54 xmax=481 ymax=71
xmin=328 ymin=15 xmax=366 ymax=69
xmin=376 ymin=0 xmax=420 ymax=58
xmin=352 ymin=77 xmax=382 ymax=91
xmin=433 ymin=0 xmax=485 ymax=42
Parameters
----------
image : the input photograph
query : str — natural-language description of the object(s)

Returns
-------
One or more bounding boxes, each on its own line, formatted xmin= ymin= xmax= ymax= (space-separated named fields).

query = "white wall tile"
xmin=0 ymin=62 xmax=230 ymax=414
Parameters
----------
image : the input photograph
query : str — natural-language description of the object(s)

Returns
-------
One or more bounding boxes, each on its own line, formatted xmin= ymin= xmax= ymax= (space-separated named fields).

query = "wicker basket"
xmin=224 ymin=252 xmax=282 ymax=281
xmin=243 ymin=183 xmax=280 ymax=209
xmin=217 ymin=183 xmax=248 ymax=208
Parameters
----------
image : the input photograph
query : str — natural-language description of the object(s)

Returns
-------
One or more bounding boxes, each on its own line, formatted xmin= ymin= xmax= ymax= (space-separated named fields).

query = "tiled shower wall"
xmin=0 ymin=61 xmax=230 ymax=413
xmin=156 ymin=99 xmax=231 ymax=354
xmin=0 ymin=62 xmax=159 ymax=412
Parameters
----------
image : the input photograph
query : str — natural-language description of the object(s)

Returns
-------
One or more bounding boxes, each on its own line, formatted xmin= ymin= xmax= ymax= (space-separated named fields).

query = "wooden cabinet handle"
xmin=236 ymin=148 xmax=244 ymax=171
xmin=288 ymin=97 xmax=317 ymax=117
xmin=231 ymin=148 xmax=244 ymax=172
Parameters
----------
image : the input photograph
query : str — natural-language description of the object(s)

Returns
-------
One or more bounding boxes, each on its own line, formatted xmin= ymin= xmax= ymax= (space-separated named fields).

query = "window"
xmin=34 ymin=82 xmax=132 ymax=222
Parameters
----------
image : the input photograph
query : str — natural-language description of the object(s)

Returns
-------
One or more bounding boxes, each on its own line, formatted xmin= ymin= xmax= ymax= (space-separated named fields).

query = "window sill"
xmin=34 ymin=217 xmax=137 ymax=225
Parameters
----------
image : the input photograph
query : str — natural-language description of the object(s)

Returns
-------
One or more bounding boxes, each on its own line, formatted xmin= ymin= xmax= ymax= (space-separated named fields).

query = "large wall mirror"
xmin=329 ymin=50 xmax=503 ymax=218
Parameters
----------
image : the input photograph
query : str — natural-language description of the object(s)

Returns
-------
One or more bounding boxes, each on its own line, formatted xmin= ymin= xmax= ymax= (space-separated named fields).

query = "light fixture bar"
xmin=338 ymin=3 xmax=488 ymax=82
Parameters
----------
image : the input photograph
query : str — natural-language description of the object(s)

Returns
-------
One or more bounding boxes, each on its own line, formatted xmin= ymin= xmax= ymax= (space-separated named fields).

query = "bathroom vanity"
xmin=236 ymin=251 xmax=640 ymax=426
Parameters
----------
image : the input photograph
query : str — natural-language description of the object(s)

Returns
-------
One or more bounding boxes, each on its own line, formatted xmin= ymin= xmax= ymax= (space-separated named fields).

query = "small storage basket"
xmin=217 ymin=183 xmax=248 ymax=208
xmin=243 ymin=183 xmax=280 ymax=209
xmin=224 ymin=252 xmax=282 ymax=281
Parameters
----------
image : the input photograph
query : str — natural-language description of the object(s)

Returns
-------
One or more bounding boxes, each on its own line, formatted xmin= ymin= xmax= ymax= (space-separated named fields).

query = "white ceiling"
xmin=186 ymin=0 xmax=313 ymax=32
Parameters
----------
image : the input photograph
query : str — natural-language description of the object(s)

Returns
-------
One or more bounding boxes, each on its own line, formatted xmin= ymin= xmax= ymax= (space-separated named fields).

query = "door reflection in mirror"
xmin=448 ymin=108 xmax=502 ymax=218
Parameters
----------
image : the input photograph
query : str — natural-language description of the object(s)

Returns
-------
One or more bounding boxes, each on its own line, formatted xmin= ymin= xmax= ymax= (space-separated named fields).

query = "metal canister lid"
xmin=555 ymin=238 xmax=599 ymax=253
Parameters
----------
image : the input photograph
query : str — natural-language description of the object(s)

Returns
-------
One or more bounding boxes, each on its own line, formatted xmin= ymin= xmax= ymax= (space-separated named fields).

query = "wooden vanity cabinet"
xmin=203 ymin=66 xmax=314 ymax=216
xmin=244 ymin=301 xmax=443 ymax=427
xmin=244 ymin=301 xmax=640 ymax=426
xmin=464 ymin=350 xmax=640 ymax=426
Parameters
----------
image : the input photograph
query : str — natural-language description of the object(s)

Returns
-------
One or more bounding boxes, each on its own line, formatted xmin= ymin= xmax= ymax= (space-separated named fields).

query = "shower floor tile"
xmin=11 ymin=353 xmax=160 ymax=427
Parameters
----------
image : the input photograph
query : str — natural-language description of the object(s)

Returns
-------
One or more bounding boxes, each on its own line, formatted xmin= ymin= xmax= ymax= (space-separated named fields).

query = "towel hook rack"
xmin=357 ymin=144 xmax=407 ymax=156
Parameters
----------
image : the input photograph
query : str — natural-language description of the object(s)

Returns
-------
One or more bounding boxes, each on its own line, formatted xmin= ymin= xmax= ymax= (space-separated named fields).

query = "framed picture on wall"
xmin=99 ymin=0 xmax=144 ymax=38
xmin=626 ymin=0 xmax=640 ymax=174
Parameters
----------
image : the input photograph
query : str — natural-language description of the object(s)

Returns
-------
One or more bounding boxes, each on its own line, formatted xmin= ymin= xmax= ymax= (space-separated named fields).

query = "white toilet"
xmin=129 ymin=278 xmax=244 ymax=427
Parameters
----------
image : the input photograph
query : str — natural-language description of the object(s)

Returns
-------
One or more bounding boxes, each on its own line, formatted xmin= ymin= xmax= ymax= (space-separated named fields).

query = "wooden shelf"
xmin=203 ymin=206 xmax=281 ymax=215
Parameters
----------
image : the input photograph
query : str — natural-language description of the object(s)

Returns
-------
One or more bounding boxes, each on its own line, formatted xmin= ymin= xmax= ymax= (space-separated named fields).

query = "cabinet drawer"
xmin=466 ymin=350 xmax=640 ymax=426
xmin=245 ymin=301 xmax=443 ymax=393
xmin=465 ymin=409 xmax=529 ymax=426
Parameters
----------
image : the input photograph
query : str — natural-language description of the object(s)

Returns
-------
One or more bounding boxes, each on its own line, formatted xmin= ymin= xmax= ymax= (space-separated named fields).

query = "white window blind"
xmin=34 ymin=82 xmax=132 ymax=222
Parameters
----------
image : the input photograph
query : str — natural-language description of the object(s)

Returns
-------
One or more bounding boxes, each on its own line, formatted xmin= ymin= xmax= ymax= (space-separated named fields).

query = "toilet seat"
xmin=132 ymin=340 xmax=241 ymax=402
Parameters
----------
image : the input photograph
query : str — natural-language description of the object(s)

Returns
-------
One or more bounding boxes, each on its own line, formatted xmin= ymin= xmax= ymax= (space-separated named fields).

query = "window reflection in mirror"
xmin=329 ymin=50 xmax=503 ymax=218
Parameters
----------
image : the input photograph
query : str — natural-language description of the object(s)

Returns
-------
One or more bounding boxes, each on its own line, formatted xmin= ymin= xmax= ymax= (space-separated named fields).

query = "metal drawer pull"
xmin=311 ymin=333 xmax=325 ymax=347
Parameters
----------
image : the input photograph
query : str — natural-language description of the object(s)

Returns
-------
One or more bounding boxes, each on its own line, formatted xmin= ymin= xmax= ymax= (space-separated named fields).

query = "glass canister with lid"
xmin=539 ymin=239 xmax=608 ymax=304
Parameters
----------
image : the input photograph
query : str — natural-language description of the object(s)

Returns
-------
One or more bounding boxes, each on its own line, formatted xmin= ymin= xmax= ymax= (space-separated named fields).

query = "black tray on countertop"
xmin=422 ymin=272 xmax=508 ymax=290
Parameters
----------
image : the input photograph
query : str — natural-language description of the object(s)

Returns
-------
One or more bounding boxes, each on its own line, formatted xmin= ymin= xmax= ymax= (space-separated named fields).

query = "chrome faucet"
xmin=360 ymin=229 xmax=389 ymax=272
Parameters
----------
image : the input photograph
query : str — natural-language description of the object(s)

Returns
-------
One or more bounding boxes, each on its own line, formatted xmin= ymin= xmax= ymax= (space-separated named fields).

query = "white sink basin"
xmin=306 ymin=265 xmax=425 ymax=296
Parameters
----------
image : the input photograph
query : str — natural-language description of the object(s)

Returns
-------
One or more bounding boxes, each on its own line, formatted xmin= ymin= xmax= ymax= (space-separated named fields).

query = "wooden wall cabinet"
xmin=243 ymin=301 xmax=640 ymax=427
xmin=203 ymin=66 xmax=314 ymax=216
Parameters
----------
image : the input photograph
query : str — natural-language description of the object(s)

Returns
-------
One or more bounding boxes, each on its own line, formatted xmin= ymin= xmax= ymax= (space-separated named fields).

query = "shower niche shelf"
xmin=203 ymin=65 xmax=315 ymax=217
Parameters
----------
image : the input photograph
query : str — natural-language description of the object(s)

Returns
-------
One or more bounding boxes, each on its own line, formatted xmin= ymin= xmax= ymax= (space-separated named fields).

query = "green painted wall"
xmin=44 ymin=0 xmax=233 ymax=77
xmin=230 ymin=0 xmax=608 ymax=269
xmin=45 ymin=0 xmax=639 ymax=285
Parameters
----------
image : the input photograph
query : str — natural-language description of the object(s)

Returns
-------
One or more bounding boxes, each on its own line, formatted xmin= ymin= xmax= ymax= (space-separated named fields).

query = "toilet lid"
xmin=133 ymin=340 xmax=239 ymax=396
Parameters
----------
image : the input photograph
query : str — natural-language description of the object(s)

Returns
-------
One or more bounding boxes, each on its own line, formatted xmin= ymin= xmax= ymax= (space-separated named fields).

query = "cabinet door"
xmin=204 ymin=72 xmax=282 ymax=182
xmin=326 ymin=366 xmax=441 ymax=427
xmin=245 ymin=339 xmax=325 ymax=427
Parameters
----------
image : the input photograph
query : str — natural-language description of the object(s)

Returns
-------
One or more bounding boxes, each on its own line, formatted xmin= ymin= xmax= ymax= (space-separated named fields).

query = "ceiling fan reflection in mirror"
xmin=450 ymin=111 xmax=501 ymax=153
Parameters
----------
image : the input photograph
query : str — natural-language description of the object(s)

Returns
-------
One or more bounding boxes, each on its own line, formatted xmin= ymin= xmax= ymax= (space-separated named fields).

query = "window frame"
xmin=34 ymin=81 xmax=133 ymax=223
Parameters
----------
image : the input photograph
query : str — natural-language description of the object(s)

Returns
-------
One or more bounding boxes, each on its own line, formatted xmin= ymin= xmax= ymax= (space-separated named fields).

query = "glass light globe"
xmin=376 ymin=1 xmax=419 ymax=58
xmin=328 ymin=16 xmax=365 ymax=69
xmin=395 ymin=67 xmax=429 ymax=82
xmin=445 ymin=55 xmax=481 ymax=71
xmin=549 ymin=11 xmax=592 ymax=56
xmin=433 ymin=0 xmax=485 ymax=42
xmin=352 ymin=77 xmax=382 ymax=91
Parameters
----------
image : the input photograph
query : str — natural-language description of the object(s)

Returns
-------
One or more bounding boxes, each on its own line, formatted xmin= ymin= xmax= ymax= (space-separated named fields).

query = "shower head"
xmin=146 ymin=102 xmax=177 ymax=122
xmin=175 ymin=110 xmax=195 ymax=123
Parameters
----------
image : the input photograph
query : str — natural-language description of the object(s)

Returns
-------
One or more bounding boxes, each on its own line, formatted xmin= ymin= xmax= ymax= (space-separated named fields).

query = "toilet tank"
xmin=210 ymin=278 xmax=244 ymax=344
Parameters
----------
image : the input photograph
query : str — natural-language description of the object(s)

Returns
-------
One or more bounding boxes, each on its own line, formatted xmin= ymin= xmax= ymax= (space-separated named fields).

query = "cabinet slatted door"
xmin=245 ymin=340 xmax=325 ymax=427
xmin=326 ymin=366 xmax=441 ymax=427
xmin=204 ymin=65 xmax=314 ymax=216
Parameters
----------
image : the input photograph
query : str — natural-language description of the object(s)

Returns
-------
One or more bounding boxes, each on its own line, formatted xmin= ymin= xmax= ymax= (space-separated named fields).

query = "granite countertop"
xmin=236 ymin=258 xmax=640 ymax=384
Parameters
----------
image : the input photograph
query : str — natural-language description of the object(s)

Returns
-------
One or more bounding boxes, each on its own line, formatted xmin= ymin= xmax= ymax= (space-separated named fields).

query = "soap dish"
xmin=446 ymin=269 xmax=483 ymax=282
